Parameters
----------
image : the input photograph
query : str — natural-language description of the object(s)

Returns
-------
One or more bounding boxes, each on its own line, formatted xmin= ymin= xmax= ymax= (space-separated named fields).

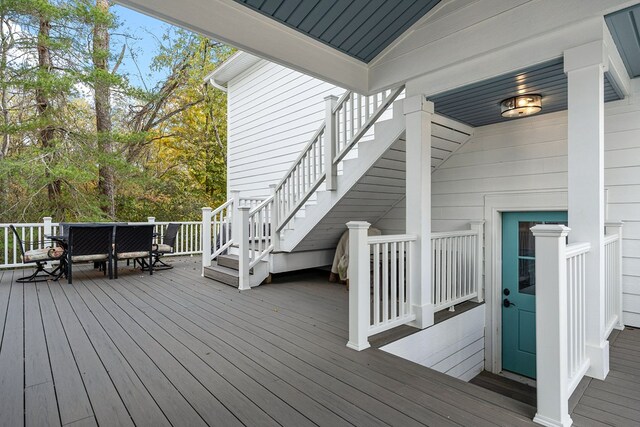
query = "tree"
xmin=92 ymin=0 xmax=115 ymax=218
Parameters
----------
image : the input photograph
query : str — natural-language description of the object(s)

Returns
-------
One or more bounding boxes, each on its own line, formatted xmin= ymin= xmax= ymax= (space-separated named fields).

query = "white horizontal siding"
xmin=227 ymin=60 xmax=344 ymax=198
xmin=381 ymin=305 xmax=485 ymax=382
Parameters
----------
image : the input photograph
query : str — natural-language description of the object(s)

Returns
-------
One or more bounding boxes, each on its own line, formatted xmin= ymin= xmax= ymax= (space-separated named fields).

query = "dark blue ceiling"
xmin=606 ymin=4 xmax=640 ymax=78
xmin=234 ymin=0 xmax=441 ymax=63
xmin=430 ymin=58 xmax=623 ymax=128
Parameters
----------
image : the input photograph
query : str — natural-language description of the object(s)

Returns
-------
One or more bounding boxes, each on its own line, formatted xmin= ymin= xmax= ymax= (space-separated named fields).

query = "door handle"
xmin=503 ymin=298 xmax=516 ymax=308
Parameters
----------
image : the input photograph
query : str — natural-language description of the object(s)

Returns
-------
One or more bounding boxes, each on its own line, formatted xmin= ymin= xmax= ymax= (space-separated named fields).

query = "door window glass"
xmin=518 ymin=221 xmax=536 ymax=294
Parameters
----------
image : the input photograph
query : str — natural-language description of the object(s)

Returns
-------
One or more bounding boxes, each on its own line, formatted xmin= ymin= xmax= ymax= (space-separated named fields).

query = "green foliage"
xmin=0 ymin=0 xmax=232 ymax=223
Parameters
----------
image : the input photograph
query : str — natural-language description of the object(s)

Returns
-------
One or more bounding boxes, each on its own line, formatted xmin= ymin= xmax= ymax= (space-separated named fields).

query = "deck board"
xmin=1 ymin=257 xmax=639 ymax=426
xmin=0 ymin=272 xmax=25 ymax=427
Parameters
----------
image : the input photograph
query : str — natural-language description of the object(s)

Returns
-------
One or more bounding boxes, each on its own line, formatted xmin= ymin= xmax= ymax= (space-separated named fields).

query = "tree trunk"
xmin=93 ymin=0 xmax=115 ymax=218
xmin=35 ymin=15 xmax=61 ymax=208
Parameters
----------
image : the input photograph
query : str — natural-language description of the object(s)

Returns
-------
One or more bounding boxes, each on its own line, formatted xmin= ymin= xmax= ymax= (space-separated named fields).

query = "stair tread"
xmin=205 ymin=264 xmax=239 ymax=276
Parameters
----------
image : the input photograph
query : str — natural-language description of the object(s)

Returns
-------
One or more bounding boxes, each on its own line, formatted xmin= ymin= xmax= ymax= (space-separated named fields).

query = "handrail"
xmin=368 ymin=234 xmax=416 ymax=244
xmin=274 ymin=85 xmax=404 ymax=233
xmin=565 ymin=242 xmax=591 ymax=258
xmin=209 ymin=199 xmax=234 ymax=261
xmin=333 ymin=86 xmax=405 ymax=165
xmin=274 ymin=123 xmax=326 ymax=193
xmin=247 ymin=195 xmax=274 ymax=269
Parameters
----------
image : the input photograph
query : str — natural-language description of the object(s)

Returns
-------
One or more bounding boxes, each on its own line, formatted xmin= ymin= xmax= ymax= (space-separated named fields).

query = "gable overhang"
xmin=116 ymin=0 xmax=636 ymax=97
xmin=116 ymin=0 xmax=369 ymax=93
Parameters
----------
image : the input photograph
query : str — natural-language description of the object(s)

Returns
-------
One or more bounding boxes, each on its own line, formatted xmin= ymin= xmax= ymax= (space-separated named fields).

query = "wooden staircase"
xmin=203 ymin=253 xmax=270 ymax=288
xmin=202 ymin=86 xmax=473 ymax=289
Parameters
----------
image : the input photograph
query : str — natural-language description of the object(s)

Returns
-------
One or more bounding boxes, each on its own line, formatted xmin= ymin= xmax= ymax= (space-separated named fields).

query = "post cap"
xmin=530 ymin=224 xmax=571 ymax=237
xmin=238 ymin=206 xmax=251 ymax=211
xmin=605 ymin=221 xmax=623 ymax=227
xmin=202 ymin=206 xmax=212 ymax=211
xmin=324 ymin=94 xmax=339 ymax=102
xmin=346 ymin=221 xmax=371 ymax=229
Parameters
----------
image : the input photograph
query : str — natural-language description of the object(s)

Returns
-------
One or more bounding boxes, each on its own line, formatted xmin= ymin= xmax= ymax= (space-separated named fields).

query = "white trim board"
xmin=483 ymin=190 xmax=568 ymax=374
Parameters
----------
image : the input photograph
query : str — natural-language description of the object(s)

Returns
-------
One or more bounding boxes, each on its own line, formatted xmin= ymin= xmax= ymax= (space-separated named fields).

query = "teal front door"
xmin=501 ymin=211 xmax=568 ymax=379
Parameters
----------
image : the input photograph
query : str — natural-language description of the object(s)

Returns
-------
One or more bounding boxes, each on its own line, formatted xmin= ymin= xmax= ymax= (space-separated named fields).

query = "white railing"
xmin=201 ymin=199 xmax=234 ymax=268
xmin=431 ymin=222 xmax=484 ymax=312
xmin=565 ymin=242 xmax=590 ymax=395
xmin=2 ymin=217 xmax=204 ymax=269
xmin=238 ymin=197 xmax=267 ymax=212
xmin=531 ymin=224 xmax=591 ymax=427
xmin=274 ymin=124 xmax=326 ymax=232
xmin=333 ymin=87 xmax=403 ymax=164
xmin=346 ymin=221 xmax=417 ymax=351
xmin=1 ymin=219 xmax=57 ymax=269
xmin=604 ymin=222 xmax=624 ymax=337
xmin=247 ymin=196 xmax=274 ymax=269
xmin=368 ymin=234 xmax=417 ymax=336
xmin=274 ymin=86 xmax=404 ymax=233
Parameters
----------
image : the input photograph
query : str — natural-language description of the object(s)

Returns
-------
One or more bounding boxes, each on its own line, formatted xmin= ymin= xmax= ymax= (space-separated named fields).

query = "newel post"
xmin=531 ymin=224 xmax=572 ymax=427
xmin=605 ymin=221 xmax=624 ymax=330
xmin=43 ymin=216 xmax=52 ymax=246
xmin=324 ymin=95 xmax=338 ymax=191
xmin=230 ymin=189 xmax=241 ymax=243
xmin=201 ymin=207 xmax=212 ymax=275
xmin=346 ymin=221 xmax=371 ymax=351
xmin=470 ymin=220 xmax=485 ymax=302
xmin=270 ymin=184 xmax=280 ymax=252
xmin=238 ymin=206 xmax=251 ymax=291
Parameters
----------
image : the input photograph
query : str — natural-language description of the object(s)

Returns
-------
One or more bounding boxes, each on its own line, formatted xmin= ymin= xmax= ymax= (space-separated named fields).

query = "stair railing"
xmin=273 ymin=85 xmax=405 ymax=234
xmin=201 ymin=199 xmax=234 ymax=274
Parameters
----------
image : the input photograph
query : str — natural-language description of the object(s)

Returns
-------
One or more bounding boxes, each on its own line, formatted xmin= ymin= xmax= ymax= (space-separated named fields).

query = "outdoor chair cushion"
xmin=71 ymin=253 xmax=109 ymax=262
xmin=152 ymin=243 xmax=173 ymax=253
xmin=22 ymin=246 xmax=64 ymax=263
xmin=116 ymin=251 xmax=150 ymax=259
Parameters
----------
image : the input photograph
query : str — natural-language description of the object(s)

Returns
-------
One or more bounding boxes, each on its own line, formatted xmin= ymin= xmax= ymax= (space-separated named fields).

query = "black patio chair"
xmin=113 ymin=224 xmax=154 ymax=278
xmin=66 ymin=225 xmax=114 ymax=284
xmin=10 ymin=225 xmax=65 ymax=282
xmin=142 ymin=223 xmax=179 ymax=271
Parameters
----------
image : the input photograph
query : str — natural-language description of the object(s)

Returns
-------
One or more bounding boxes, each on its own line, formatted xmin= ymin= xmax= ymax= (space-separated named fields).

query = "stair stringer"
xmin=279 ymin=99 xmax=406 ymax=252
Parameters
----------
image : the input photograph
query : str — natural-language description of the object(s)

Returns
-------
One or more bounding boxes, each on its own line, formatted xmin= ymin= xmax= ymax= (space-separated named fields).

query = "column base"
xmin=586 ymin=340 xmax=610 ymax=380
xmin=408 ymin=303 xmax=435 ymax=329
xmin=533 ymin=414 xmax=573 ymax=427
xmin=346 ymin=341 xmax=370 ymax=351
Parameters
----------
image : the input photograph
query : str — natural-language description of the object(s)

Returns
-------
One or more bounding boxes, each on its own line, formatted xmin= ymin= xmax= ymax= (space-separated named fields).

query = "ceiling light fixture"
xmin=500 ymin=94 xmax=542 ymax=118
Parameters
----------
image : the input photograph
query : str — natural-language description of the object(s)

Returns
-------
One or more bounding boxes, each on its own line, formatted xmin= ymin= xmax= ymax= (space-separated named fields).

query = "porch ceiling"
xmin=606 ymin=3 xmax=640 ymax=78
xmin=429 ymin=58 xmax=623 ymax=128
xmin=232 ymin=0 xmax=441 ymax=63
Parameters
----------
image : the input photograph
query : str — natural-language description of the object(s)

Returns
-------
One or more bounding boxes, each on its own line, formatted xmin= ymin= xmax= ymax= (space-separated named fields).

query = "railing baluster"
xmin=373 ymin=242 xmax=380 ymax=326
xmin=382 ymin=242 xmax=389 ymax=323
xmin=399 ymin=241 xmax=405 ymax=318
xmin=391 ymin=241 xmax=397 ymax=320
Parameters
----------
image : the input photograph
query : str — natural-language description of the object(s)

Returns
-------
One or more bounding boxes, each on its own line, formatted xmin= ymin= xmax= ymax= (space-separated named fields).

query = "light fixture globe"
xmin=500 ymin=94 xmax=542 ymax=118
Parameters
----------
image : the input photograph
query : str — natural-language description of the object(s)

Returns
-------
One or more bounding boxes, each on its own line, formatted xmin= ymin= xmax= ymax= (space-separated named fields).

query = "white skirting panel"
xmin=381 ymin=304 xmax=485 ymax=382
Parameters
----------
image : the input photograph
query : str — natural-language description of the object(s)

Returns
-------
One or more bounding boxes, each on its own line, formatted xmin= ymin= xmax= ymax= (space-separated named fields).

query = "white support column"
xmin=201 ymin=207 xmax=212 ymax=275
xmin=605 ymin=221 xmax=624 ymax=330
xmin=404 ymin=95 xmax=434 ymax=329
xmin=237 ymin=206 xmax=251 ymax=291
xmin=346 ymin=221 xmax=371 ymax=351
xmin=531 ymin=225 xmax=572 ymax=427
xmin=564 ymin=41 xmax=609 ymax=380
xmin=230 ymin=189 xmax=241 ymax=243
xmin=470 ymin=220 xmax=485 ymax=303
xmin=324 ymin=95 xmax=338 ymax=191
xmin=270 ymin=184 xmax=280 ymax=252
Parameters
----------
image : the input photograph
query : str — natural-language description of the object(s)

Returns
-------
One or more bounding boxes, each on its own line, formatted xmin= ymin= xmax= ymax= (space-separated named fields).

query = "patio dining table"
xmin=45 ymin=222 xmax=157 ymax=281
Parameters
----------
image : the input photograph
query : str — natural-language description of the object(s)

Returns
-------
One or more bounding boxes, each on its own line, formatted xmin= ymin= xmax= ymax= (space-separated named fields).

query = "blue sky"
xmin=111 ymin=5 xmax=177 ymax=90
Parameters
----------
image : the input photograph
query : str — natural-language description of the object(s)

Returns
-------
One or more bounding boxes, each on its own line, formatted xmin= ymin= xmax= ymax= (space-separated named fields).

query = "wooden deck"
xmin=0 ymin=257 xmax=636 ymax=426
